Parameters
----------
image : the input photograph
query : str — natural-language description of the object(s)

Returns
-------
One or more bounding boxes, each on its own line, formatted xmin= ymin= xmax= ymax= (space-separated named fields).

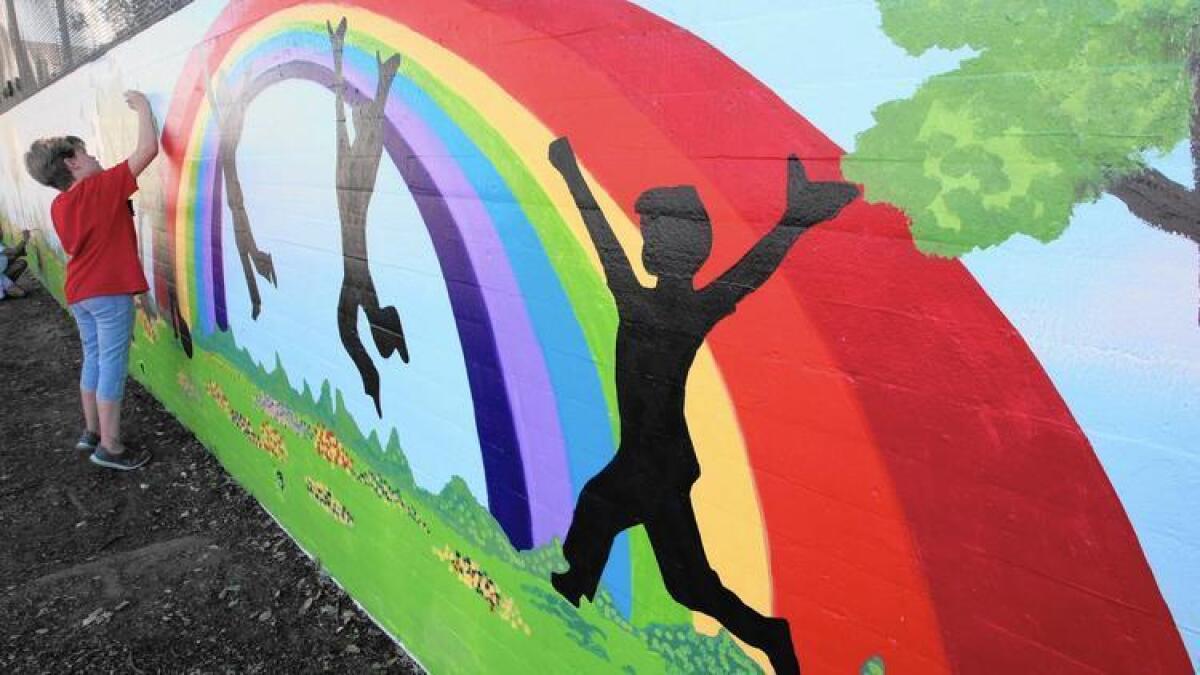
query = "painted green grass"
xmin=126 ymin=320 xmax=761 ymax=674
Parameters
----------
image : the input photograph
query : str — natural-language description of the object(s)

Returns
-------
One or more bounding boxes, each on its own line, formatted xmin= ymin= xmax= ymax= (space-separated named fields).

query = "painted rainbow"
xmin=156 ymin=1 xmax=1191 ymax=673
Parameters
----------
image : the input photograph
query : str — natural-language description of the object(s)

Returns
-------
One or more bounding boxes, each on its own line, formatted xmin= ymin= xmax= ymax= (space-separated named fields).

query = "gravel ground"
xmin=0 ymin=278 xmax=426 ymax=674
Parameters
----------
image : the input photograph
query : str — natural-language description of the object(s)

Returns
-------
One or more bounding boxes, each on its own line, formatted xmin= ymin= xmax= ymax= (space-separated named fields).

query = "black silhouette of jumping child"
xmin=202 ymin=50 xmax=277 ymax=320
xmin=327 ymin=17 xmax=410 ymax=416
xmin=548 ymin=137 xmax=857 ymax=675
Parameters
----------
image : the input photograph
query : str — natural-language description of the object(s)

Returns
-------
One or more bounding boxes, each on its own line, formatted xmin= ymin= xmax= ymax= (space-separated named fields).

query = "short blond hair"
xmin=25 ymin=136 xmax=85 ymax=191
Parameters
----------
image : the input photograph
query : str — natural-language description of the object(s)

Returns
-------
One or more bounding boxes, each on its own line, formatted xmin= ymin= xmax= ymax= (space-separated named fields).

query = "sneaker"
xmin=90 ymin=445 xmax=152 ymax=471
xmin=75 ymin=431 xmax=100 ymax=451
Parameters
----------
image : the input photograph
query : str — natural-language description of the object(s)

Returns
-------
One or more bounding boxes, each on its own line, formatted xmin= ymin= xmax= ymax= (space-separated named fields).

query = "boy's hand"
xmin=124 ymin=90 xmax=151 ymax=113
xmin=125 ymin=90 xmax=160 ymax=178
xmin=782 ymin=155 xmax=858 ymax=228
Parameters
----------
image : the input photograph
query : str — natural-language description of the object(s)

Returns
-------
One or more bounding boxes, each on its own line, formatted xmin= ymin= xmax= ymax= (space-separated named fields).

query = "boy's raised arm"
xmin=711 ymin=156 xmax=857 ymax=303
xmin=124 ymin=90 xmax=159 ymax=178
xmin=548 ymin=137 xmax=637 ymax=293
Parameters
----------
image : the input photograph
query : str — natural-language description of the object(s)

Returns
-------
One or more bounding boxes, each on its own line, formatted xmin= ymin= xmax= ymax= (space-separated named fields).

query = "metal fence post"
xmin=3 ymin=0 xmax=33 ymax=94
xmin=56 ymin=0 xmax=72 ymax=69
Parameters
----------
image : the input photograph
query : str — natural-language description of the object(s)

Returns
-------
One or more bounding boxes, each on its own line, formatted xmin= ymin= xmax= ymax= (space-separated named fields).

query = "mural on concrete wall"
xmin=1 ymin=1 xmax=1197 ymax=674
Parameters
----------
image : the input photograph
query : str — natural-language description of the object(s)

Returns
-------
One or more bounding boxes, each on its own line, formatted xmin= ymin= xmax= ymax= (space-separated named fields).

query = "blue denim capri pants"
xmin=70 ymin=294 xmax=135 ymax=401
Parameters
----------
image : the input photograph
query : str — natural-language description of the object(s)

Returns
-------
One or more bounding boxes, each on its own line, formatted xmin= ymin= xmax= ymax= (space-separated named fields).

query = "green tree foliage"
xmin=845 ymin=0 xmax=1199 ymax=257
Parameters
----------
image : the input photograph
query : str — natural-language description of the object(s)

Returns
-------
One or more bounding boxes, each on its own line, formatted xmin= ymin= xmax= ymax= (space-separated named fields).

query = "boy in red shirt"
xmin=25 ymin=91 xmax=159 ymax=470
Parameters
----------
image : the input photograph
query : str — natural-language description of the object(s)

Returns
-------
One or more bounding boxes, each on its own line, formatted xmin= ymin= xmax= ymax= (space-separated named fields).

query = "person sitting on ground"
xmin=0 ymin=271 xmax=21 ymax=299
xmin=0 ymin=229 xmax=30 ymax=299
xmin=23 ymin=90 xmax=159 ymax=471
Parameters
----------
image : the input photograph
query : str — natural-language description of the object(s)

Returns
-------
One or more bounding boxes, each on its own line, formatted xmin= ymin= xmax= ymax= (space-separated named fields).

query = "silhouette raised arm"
xmin=327 ymin=18 xmax=350 ymax=159
xmin=710 ymin=155 xmax=857 ymax=302
xmin=371 ymin=51 xmax=402 ymax=113
xmin=549 ymin=137 xmax=639 ymax=295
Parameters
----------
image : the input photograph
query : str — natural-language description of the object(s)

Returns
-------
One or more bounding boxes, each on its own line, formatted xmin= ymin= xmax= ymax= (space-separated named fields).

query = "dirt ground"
xmin=0 ymin=279 xmax=424 ymax=674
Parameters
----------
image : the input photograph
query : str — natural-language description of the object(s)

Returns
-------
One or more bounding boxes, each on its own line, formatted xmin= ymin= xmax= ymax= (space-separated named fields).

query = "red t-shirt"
xmin=51 ymin=161 xmax=149 ymax=304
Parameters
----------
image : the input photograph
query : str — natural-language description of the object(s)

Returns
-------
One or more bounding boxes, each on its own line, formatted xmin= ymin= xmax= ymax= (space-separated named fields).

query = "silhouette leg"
xmin=251 ymin=248 xmax=276 ymax=286
xmin=337 ymin=285 xmax=383 ymax=416
xmin=554 ymin=459 xmax=640 ymax=606
xmin=343 ymin=255 xmax=406 ymax=363
xmin=169 ymin=295 xmax=193 ymax=358
xmin=222 ymin=158 xmax=275 ymax=309
xmin=238 ymin=248 xmax=263 ymax=319
xmin=365 ymin=301 xmax=408 ymax=363
xmin=231 ymin=209 xmax=275 ymax=319
xmin=645 ymin=497 xmax=800 ymax=675
xmin=360 ymin=279 xmax=408 ymax=363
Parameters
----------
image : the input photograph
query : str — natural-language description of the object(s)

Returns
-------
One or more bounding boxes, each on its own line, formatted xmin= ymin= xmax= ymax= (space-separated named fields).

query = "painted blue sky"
xmin=629 ymin=0 xmax=1200 ymax=664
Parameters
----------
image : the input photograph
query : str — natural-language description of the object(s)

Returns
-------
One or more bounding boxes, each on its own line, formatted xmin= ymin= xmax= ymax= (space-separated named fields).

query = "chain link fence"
xmin=0 ymin=0 xmax=193 ymax=113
